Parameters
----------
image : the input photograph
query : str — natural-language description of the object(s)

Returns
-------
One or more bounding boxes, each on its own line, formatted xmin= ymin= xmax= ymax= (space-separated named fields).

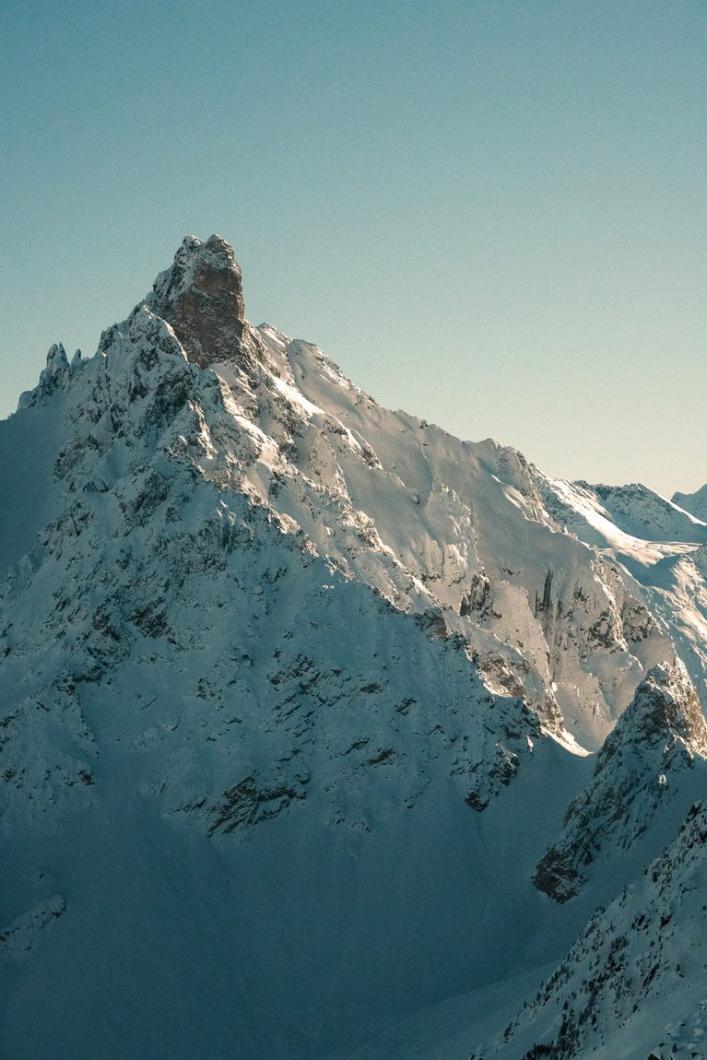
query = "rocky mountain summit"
xmin=146 ymin=233 xmax=260 ymax=371
xmin=1 ymin=235 xmax=705 ymax=1059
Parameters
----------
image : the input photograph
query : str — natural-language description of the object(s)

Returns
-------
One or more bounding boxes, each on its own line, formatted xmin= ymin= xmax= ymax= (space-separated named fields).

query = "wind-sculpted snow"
xmin=475 ymin=802 xmax=707 ymax=1060
xmin=0 ymin=234 xmax=705 ymax=1059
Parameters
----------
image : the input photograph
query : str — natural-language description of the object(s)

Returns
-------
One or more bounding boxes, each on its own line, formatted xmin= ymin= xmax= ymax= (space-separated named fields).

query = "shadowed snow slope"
xmin=0 ymin=236 xmax=705 ymax=1059
xmin=474 ymin=802 xmax=707 ymax=1059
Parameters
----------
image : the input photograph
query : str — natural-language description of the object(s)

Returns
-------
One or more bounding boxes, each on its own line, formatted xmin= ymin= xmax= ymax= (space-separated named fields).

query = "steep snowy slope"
xmin=0 ymin=310 xmax=551 ymax=831
xmin=130 ymin=235 xmax=686 ymax=751
xmin=474 ymin=802 xmax=707 ymax=1060
xmin=1 ymin=234 xmax=704 ymax=1059
xmin=0 ymin=242 xmax=587 ymax=1059
xmin=332 ymin=665 xmax=707 ymax=1059
xmin=535 ymin=472 xmax=707 ymax=710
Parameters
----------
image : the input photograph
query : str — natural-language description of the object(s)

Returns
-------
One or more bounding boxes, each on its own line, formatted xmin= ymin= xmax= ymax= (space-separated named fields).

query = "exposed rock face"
xmin=147 ymin=234 xmax=256 ymax=369
xmin=534 ymin=660 xmax=707 ymax=902
xmin=0 ymin=895 xmax=66 ymax=959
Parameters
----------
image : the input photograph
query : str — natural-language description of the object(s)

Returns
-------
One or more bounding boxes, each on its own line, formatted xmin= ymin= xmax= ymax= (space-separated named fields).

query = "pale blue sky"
xmin=1 ymin=1 xmax=705 ymax=495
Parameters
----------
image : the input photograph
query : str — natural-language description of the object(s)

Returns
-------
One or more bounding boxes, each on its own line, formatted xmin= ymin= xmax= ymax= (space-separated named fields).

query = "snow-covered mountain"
xmin=1 ymin=234 xmax=704 ymax=1059
xmin=674 ymin=483 xmax=707 ymax=523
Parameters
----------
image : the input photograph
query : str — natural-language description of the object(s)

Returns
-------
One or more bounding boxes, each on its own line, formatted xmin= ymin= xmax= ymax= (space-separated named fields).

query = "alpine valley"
xmin=1 ymin=235 xmax=705 ymax=1060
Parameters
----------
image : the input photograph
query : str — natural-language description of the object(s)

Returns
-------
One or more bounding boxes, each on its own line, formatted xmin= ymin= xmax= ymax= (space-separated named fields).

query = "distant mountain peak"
xmin=673 ymin=483 xmax=707 ymax=522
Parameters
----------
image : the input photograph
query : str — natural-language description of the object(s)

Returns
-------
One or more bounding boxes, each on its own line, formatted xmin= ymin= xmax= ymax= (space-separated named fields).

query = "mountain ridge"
xmin=1 ymin=234 xmax=705 ymax=1059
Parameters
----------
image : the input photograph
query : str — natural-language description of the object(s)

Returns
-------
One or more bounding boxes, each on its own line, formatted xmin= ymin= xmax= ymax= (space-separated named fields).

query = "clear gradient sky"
xmin=1 ymin=1 xmax=705 ymax=496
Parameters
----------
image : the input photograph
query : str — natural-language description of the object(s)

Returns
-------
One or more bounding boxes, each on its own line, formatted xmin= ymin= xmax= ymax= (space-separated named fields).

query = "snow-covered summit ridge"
xmin=10 ymin=235 xmax=705 ymax=751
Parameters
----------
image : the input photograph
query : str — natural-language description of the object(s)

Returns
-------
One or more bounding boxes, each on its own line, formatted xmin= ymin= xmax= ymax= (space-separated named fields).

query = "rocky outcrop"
xmin=534 ymin=660 xmax=707 ymax=902
xmin=147 ymin=234 xmax=257 ymax=369
xmin=0 ymin=895 xmax=66 ymax=959
xmin=18 ymin=342 xmax=77 ymax=408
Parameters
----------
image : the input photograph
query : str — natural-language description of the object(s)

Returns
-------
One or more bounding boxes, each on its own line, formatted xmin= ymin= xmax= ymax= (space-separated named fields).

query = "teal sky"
xmin=2 ymin=1 xmax=705 ymax=497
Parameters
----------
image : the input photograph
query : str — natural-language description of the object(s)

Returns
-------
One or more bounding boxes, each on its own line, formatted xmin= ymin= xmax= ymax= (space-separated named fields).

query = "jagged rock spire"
xmin=147 ymin=234 xmax=255 ymax=369
xmin=42 ymin=343 xmax=70 ymax=389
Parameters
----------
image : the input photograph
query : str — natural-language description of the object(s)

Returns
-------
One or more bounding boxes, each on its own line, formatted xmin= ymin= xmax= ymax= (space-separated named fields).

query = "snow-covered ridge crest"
xmin=10 ymin=234 xmax=701 ymax=753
